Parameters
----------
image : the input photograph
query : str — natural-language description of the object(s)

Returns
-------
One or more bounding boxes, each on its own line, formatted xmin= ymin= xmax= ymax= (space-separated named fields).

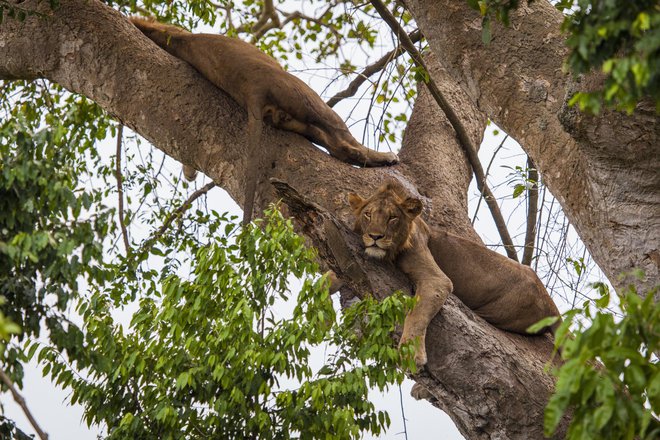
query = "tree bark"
xmin=5 ymin=0 xmax=643 ymax=438
xmin=405 ymin=0 xmax=660 ymax=296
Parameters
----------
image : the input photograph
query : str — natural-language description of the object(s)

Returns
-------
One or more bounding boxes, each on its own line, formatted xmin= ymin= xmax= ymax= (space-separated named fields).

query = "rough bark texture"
xmin=405 ymin=0 xmax=660 ymax=296
xmin=5 ymin=0 xmax=655 ymax=438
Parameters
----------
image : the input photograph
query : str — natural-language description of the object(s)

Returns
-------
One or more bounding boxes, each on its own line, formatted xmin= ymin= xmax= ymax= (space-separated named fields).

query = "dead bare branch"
xmin=138 ymin=182 xmax=216 ymax=256
xmin=471 ymin=133 xmax=508 ymax=225
xmin=369 ymin=0 xmax=519 ymax=261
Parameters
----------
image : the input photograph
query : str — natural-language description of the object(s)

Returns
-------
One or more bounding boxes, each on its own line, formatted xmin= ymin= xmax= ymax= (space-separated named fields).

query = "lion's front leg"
xmin=397 ymin=251 xmax=453 ymax=368
xmin=400 ymin=276 xmax=452 ymax=367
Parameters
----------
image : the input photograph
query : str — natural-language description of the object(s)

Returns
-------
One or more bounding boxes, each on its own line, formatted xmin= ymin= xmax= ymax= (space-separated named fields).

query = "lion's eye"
xmin=364 ymin=211 xmax=371 ymax=220
xmin=389 ymin=216 xmax=398 ymax=223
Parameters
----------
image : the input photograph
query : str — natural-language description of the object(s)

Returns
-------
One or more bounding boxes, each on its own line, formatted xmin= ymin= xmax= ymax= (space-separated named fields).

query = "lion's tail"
xmin=129 ymin=17 xmax=189 ymax=51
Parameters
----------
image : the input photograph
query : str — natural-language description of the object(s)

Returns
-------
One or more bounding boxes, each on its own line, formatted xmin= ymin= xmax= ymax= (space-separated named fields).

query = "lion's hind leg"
xmin=303 ymin=124 xmax=399 ymax=167
xmin=271 ymin=109 xmax=398 ymax=167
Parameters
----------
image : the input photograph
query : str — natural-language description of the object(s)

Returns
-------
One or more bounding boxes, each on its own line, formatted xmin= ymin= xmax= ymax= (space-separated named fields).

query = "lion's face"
xmin=348 ymin=183 xmax=423 ymax=260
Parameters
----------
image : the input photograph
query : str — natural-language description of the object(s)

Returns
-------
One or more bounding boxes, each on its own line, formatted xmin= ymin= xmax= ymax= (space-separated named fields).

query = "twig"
xmin=399 ymin=384 xmax=409 ymax=440
xmin=138 ymin=182 xmax=216 ymax=256
xmin=115 ymin=124 xmax=130 ymax=255
xmin=471 ymin=133 xmax=508 ymax=225
xmin=249 ymin=0 xmax=281 ymax=41
xmin=0 ymin=368 xmax=49 ymax=440
xmin=369 ymin=0 xmax=519 ymax=261
xmin=326 ymin=29 xmax=422 ymax=108
xmin=533 ymin=184 xmax=547 ymax=273
xmin=522 ymin=156 xmax=539 ymax=266
xmin=279 ymin=5 xmax=339 ymax=38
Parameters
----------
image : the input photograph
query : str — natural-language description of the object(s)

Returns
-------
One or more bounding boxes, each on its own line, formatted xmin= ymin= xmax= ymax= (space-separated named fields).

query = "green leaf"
xmin=527 ymin=316 xmax=559 ymax=334
xmin=512 ymin=184 xmax=526 ymax=199
xmin=482 ymin=17 xmax=492 ymax=45
xmin=593 ymin=399 xmax=615 ymax=430
xmin=175 ymin=372 xmax=189 ymax=390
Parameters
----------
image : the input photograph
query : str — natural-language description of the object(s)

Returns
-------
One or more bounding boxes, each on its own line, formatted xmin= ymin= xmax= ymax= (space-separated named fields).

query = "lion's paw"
xmin=366 ymin=151 xmax=399 ymax=167
xmin=399 ymin=336 xmax=427 ymax=369
xmin=414 ymin=349 xmax=428 ymax=369
xmin=382 ymin=152 xmax=399 ymax=165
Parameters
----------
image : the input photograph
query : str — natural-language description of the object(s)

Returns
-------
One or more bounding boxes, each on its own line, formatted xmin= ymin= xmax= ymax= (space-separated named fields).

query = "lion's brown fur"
xmin=129 ymin=17 xmax=398 ymax=223
xmin=349 ymin=181 xmax=560 ymax=366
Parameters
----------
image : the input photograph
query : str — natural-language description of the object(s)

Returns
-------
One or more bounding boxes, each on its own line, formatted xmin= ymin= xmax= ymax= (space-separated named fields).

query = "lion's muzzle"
xmin=362 ymin=234 xmax=390 ymax=259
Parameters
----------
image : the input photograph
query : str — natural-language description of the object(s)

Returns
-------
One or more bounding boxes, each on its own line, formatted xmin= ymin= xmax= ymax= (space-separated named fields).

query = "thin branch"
xmin=279 ymin=5 xmax=338 ymax=38
xmin=471 ymin=133 xmax=508 ymax=225
xmin=522 ymin=156 xmax=539 ymax=266
xmin=138 ymin=182 xmax=216 ymax=256
xmin=0 ymin=367 xmax=49 ymax=440
xmin=369 ymin=0 xmax=519 ymax=261
xmin=326 ymin=29 xmax=422 ymax=108
xmin=249 ymin=0 xmax=281 ymax=42
xmin=205 ymin=0 xmax=236 ymax=31
xmin=534 ymin=184 xmax=548 ymax=273
xmin=398 ymin=384 xmax=409 ymax=440
xmin=115 ymin=124 xmax=130 ymax=255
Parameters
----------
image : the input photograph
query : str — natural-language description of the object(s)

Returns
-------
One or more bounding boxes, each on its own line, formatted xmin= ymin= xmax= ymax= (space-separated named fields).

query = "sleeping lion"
xmin=348 ymin=181 xmax=560 ymax=367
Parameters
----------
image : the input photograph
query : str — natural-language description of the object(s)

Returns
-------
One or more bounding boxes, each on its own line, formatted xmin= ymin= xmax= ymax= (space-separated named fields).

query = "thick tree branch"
xmin=370 ymin=0 xmax=519 ymax=261
xmin=404 ymin=0 xmax=660 ymax=294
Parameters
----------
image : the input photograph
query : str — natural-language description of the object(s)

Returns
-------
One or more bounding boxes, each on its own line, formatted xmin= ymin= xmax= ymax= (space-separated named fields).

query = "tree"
xmin=0 ymin=0 xmax=658 ymax=438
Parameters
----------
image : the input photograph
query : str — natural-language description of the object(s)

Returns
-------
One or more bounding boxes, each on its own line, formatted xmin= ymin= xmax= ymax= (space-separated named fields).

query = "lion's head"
xmin=348 ymin=181 xmax=424 ymax=260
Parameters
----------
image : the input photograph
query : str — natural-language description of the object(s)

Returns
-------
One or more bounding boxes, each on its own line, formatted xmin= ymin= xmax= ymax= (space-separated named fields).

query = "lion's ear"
xmin=348 ymin=193 xmax=366 ymax=212
xmin=401 ymin=197 xmax=423 ymax=218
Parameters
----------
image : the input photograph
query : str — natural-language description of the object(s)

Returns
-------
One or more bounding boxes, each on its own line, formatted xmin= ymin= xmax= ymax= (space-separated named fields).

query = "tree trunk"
xmin=405 ymin=0 xmax=660 ymax=296
xmin=3 ymin=0 xmax=654 ymax=438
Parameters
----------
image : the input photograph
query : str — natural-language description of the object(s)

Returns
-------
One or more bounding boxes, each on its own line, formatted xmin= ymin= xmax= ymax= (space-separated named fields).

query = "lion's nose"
xmin=369 ymin=233 xmax=384 ymax=241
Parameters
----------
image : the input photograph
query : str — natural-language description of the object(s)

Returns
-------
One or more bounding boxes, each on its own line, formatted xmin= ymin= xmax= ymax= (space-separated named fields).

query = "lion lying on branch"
xmin=348 ymin=181 xmax=560 ymax=367
xmin=129 ymin=17 xmax=398 ymax=224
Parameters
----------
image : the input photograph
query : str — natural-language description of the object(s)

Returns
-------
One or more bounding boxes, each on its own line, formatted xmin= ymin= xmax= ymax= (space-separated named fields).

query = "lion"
xmin=129 ymin=17 xmax=398 ymax=224
xmin=348 ymin=181 xmax=560 ymax=367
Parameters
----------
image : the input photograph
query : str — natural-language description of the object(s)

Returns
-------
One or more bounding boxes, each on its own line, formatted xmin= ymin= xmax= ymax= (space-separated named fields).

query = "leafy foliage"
xmin=557 ymin=0 xmax=660 ymax=113
xmin=29 ymin=207 xmax=414 ymax=438
xmin=0 ymin=82 xmax=114 ymax=386
xmin=470 ymin=0 xmax=660 ymax=113
xmin=545 ymin=273 xmax=660 ymax=439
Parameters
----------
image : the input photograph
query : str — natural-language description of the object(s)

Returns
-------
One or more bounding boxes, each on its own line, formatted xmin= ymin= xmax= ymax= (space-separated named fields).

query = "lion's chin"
xmin=365 ymin=247 xmax=387 ymax=259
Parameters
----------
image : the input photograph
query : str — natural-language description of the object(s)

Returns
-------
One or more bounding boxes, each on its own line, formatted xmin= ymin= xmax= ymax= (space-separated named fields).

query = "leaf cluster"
xmin=470 ymin=0 xmax=660 ymax=113
xmin=557 ymin=0 xmax=660 ymax=113
xmin=30 ymin=207 xmax=414 ymax=439
xmin=545 ymin=273 xmax=660 ymax=439
xmin=0 ymin=82 xmax=114 ymax=385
